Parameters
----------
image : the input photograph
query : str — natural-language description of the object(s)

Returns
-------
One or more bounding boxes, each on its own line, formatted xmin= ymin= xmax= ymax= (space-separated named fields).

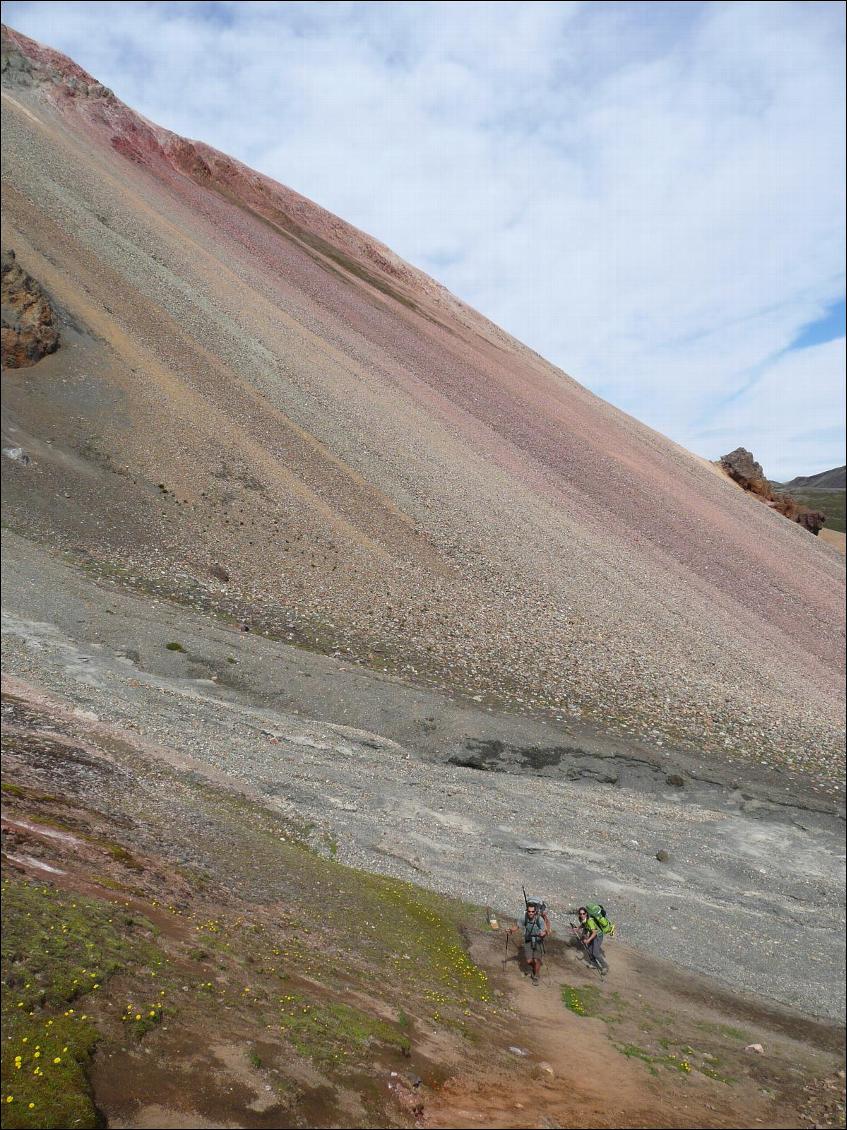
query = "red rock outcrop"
xmin=1 ymin=249 xmax=60 ymax=368
xmin=720 ymin=448 xmax=826 ymax=534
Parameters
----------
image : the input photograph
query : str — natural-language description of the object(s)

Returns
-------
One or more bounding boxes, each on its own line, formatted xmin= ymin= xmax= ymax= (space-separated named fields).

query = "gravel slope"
xmin=3 ymin=533 xmax=844 ymax=1024
xmin=2 ymin=23 xmax=845 ymax=783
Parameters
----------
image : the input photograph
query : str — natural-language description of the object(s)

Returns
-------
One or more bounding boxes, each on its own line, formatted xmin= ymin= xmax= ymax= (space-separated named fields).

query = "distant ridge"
xmin=780 ymin=466 xmax=846 ymax=491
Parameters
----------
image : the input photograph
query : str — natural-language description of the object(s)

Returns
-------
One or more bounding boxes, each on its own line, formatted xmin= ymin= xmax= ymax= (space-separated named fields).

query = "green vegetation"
xmin=562 ymin=983 xmax=603 ymax=1017
xmin=186 ymin=774 xmax=491 ymax=1009
xmin=335 ymin=872 xmax=491 ymax=1006
xmin=102 ymin=842 xmax=143 ymax=870
xmin=119 ymin=1000 xmax=165 ymax=1041
xmin=560 ymin=983 xmax=627 ymax=1026
xmin=561 ymin=982 xmax=735 ymax=1085
xmin=1 ymin=879 xmax=161 ymax=1129
xmin=89 ymin=874 xmax=133 ymax=893
xmin=695 ymin=1020 xmax=749 ymax=1041
xmin=0 ymin=783 xmax=59 ymax=803
xmin=165 ymin=641 xmax=186 ymax=652
xmin=0 ymin=724 xmax=492 ymax=1126
xmin=616 ymin=1040 xmax=733 ymax=1081
xmin=274 ymin=995 xmax=410 ymax=1064
xmin=1 ymin=1010 xmax=99 ymax=1129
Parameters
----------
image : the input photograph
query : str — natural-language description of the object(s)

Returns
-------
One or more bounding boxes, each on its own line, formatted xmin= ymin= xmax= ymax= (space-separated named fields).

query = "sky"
xmin=3 ymin=1 xmax=845 ymax=480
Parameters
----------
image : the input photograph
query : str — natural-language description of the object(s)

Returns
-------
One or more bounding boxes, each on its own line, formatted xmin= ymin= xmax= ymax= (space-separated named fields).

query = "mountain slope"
xmin=781 ymin=466 xmax=846 ymax=491
xmin=1 ymin=24 xmax=844 ymax=783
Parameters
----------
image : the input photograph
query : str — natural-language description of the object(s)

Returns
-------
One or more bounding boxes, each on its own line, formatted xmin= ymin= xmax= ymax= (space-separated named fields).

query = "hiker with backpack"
xmin=573 ymin=905 xmax=612 ymax=976
xmin=508 ymin=897 xmax=550 ymax=984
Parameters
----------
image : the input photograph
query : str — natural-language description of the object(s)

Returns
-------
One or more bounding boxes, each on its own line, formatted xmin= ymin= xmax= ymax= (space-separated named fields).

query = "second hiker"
xmin=575 ymin=905 xmax=610 ymax=976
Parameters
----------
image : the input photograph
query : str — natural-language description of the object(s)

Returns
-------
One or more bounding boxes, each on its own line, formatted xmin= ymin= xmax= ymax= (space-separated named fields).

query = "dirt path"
xmin=428 ymin=963 xmax=658 ymax=1129
xmin=426 ymin=935 xmax=844 ymax=1129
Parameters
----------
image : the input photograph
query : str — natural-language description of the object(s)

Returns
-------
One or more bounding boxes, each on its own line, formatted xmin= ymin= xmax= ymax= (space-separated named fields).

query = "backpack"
xmin=585 ymin=902 xmax=615 ymax=936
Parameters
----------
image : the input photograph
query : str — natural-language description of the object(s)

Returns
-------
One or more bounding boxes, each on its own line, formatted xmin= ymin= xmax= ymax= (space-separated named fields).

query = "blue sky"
xmin=790 ymin=299 xmax=846 ymax=351
xmin=4 ymin=0 xmax=845 ymax=479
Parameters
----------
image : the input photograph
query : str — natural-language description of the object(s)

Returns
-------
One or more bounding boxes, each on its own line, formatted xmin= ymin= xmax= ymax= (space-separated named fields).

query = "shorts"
xmin=524 ymin=941 xmax=543 ymax=963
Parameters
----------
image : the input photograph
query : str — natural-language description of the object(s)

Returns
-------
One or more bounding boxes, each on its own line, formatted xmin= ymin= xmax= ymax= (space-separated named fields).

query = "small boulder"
xmin=796 ymin=509 xmax=827 ymax=535
xmin=2 ymin=446 xmax=31 ymax=465
xmin=655 ymin=849 xmax=670 ymax=863
xmin=745 ymin=1043 xmax=765 ymax=1055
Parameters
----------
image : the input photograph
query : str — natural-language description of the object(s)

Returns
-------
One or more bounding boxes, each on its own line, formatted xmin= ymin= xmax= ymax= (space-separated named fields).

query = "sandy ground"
xmin=820 ymin=528 xmax=846 ymax=553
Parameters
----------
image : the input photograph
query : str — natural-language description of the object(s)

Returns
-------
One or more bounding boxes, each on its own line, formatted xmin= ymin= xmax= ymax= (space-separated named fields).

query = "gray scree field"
xmin=3 ymin=531 xmax=844 ymax=1023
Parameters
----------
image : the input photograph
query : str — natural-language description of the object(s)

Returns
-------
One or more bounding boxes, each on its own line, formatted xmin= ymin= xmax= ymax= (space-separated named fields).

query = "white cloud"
xmin=4 ymin=0 xmax=845 ymax=478
xmin=691 ymin=338 xmax=846 ymax=481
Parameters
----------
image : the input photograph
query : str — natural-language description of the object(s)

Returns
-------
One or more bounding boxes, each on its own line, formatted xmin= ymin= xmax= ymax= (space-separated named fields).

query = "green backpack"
xmin=585 ymin=902 xmax=615 ymax=936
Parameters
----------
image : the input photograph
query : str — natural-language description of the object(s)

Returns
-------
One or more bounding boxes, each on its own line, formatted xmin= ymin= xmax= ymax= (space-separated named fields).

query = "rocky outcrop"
xmin=720 ymin=448 xmax=770 ymax=494
xmin=720 ymin=448 xmax=826 ymax=535
xmin=794 ymin=508 xmax=828 ymax=535
xmin=1 ymin=249 xmax=60 ymax=368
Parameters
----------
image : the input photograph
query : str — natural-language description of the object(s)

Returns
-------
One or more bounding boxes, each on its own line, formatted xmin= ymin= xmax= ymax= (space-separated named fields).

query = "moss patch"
xmin=1 ymin=878 xmax=162 ymax=1129
xmin=561 ymin=983 xmax=604 ymax=1017
xmin=1 ymin=783 xmax=60 ymax=803
xmin=274 ymin=994 xmax=410 ymax=1065
xmin=616 ymin=1042 xmax=697 ymax=1077
xmin=695 ymin=1020 xmax=750 ymax=1042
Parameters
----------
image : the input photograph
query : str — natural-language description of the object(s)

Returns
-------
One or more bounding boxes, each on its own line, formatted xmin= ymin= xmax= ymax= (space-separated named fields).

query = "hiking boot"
xmin=600 ymin=967 xmax=609 ymax=977
xmin=531 ymin=975 xmax=540 ymax=985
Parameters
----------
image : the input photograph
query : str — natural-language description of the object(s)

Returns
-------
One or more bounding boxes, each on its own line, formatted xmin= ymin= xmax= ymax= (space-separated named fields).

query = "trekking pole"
xmin=570 ymin=921 xmax=602 ymax=973
xmin=503 ymin=930 xmax=509 ymax=971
